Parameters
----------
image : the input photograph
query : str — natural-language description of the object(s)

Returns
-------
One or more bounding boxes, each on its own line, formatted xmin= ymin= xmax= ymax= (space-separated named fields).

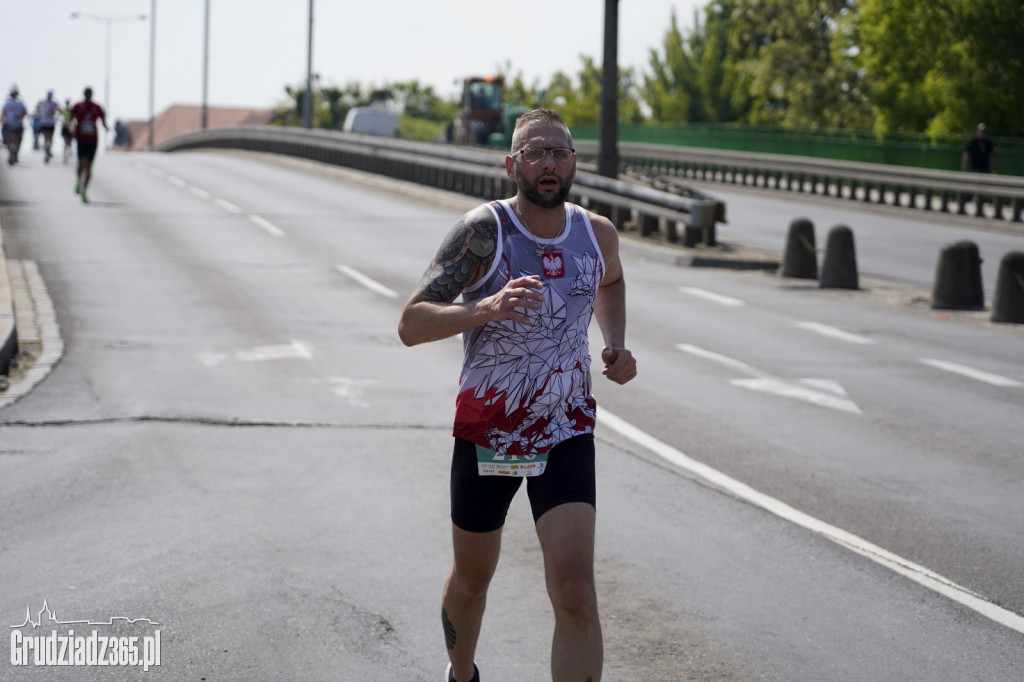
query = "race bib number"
xmin=80 ymin=121 xmax=95 ymax=134
xmin=476 ymin=445 xmax=548 ymax=477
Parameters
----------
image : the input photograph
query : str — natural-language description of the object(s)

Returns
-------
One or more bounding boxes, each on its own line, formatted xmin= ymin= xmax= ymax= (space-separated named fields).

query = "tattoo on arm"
xmin=415 ymin=209 xmax=497 ymax=301
xmin=442 ymin=607 xmax=457 ymax=651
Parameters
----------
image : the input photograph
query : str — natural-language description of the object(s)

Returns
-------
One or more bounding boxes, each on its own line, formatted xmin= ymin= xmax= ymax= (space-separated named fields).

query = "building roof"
xmin=117 ymin=104 xmax=275 ymax=151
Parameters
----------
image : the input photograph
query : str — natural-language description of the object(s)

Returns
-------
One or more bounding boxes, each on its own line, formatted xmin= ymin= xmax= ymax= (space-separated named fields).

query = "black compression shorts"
xmin=450 ymin=434 xmax=596 ymax=533
xmin=77 ymin=140 xmax=98 ymax=161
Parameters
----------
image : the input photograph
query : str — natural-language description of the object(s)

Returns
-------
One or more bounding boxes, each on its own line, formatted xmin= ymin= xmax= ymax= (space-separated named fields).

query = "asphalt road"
xmin=0 ymin=148 xmax=1022 ymax=681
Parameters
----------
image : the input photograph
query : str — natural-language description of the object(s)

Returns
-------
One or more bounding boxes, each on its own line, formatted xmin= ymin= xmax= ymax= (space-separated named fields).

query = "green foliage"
xmin=274 ymin=1 xmax=1023 ymax=140
xmin=727 ymin=0 xmax=869 ymax=129
xmin=857 ymin=0 xmax=1024 ymax=136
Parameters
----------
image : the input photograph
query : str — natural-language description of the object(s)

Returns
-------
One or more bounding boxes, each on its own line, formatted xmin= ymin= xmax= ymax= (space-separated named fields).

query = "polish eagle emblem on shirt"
xmin=541 ymin=251 xmax=565 ymax=278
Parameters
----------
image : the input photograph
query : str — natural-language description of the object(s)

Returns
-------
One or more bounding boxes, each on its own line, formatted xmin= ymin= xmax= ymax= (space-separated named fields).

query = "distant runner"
xmin=1 ymin=85 xmax=28 ymax=165
xmin=35 ymin=90 xmax=60 ymax=163
xmin=69 ymin=86 xmax=108 ymax=204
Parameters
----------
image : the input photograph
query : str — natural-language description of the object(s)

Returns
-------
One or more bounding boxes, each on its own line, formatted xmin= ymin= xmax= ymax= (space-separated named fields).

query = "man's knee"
xmin=448 ymin=565 xmax=495 ymax=601
xmin=548 ymin=574 xmax=598 ymax=620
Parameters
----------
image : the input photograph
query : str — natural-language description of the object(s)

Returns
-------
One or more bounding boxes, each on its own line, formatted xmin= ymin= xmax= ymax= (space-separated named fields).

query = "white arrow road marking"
xmin=336 ymin=265 xmax=399 ymax=299
xmin=676 ymin=343 xmax=862 ymax=414
xmin=196 ymin=340 xmax=313 ymax=367
xmin=327 ymin=377 xmax=380 ymax=407
xmin=598 ymin=409 xmax=1024 ymax=636
xmin=919 ymin=359 xmax=1021 ymax=387
xmin=794 ymin=321 xmax=876 ymax=345
xmin=680 ymin=286 xmax=745 ymax=307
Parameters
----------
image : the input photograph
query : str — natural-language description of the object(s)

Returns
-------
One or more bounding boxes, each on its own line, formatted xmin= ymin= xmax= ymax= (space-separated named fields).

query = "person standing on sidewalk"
xmin=961 ymin=123 xmax=996 ymax=173
xmin=399 ymin=108 xmax=637 ymax=682
xmin=69 ymin=87 xmax=108 ymax=203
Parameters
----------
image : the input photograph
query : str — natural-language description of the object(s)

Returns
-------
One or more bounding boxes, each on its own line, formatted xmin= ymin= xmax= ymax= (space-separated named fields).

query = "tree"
xmin=728 ymin=0 xmax=869 ymax=129
xmin=856 ymin=0 xmax=1024 ymax=136
xmin=271 ymin=78 xmax=374 ymax=129
xmin=543 ymin=56 xmax=643 ymax=128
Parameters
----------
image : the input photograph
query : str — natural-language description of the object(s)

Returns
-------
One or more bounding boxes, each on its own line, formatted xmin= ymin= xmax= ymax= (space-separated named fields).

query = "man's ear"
xmin=505 ymin=156 xmax=516 ymax=179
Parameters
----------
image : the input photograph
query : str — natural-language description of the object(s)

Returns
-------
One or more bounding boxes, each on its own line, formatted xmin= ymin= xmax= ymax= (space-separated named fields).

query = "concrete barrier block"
xmin=820 ymin=224 xmax=858 ymax=289
xmin=991 ymin=251 xmax=1024 ymax=324
xmin=781 ymin=218 xmax=817 ymax=279
xmin=931 ymin=240 xmax=985 ymax=310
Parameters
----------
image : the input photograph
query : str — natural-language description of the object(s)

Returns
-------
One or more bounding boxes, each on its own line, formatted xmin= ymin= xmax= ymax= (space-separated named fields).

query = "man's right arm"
xmin=398 ymin=205 xmax=544 ymax=346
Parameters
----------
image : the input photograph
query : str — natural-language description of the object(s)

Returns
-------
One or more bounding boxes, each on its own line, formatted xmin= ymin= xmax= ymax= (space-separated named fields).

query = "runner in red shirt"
xmin=69 ymin=87 xmax=108 ymax=204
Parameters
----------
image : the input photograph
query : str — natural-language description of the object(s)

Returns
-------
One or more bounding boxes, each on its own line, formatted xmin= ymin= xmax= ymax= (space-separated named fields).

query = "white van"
xmin=342 ymin=106 xmax=398 ymax=137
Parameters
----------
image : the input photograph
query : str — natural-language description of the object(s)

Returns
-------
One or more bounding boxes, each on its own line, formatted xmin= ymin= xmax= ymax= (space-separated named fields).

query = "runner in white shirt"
xmin=1 ymin=85 xmax=28 ymax=165
xmin=35 ymin=90 xmax=60 ymax=163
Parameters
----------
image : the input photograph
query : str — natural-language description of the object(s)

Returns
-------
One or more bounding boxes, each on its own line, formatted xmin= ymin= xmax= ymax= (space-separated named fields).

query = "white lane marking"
xmin=598 ymin=408 xmax=1024 ymax=636
xmin=188 ymin=186 xmax=211 ymax=200
xmin=795 ymin=321 xmax=876 ymax=345
xmin=214 ymin=198 xmax=242 ymax=213
xmin=247 ymin=214 xmax=285 ymax=237
xmin=336 ymin=265 xmax=399 ymax=299
xmin=166 ymin=175 xmax=187 ymax=188
xmin=195 ymin=340 xmax=312 ymax=367
xmin=680 ymin=286 xmax=745 ymax=307
xmin=919 ymin=359 xmax=1021 ymax=387
xmin=676 ymin=343 xmax=861 ymax=414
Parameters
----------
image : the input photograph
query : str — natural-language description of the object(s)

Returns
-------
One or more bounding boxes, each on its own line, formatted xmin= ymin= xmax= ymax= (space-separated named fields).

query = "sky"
xmin=2 ymin=0 xmax=706 ymax=122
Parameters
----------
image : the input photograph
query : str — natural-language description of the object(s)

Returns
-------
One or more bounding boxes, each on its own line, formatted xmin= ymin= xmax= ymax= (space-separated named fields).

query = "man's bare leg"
xmin=536 ymin=502 xmax=602 ymax=681
xmin=443 ymin=524 xmax=502 ymax=681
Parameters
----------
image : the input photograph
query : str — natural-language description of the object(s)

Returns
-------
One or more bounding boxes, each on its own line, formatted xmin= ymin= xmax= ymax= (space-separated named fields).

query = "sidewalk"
xmin=0 ymin=224 xmax=16 ymax=379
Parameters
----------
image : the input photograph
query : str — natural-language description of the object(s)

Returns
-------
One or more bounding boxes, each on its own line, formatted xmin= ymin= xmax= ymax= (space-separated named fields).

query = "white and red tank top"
xmin=453 ymin=200 xmax=606 ymax=456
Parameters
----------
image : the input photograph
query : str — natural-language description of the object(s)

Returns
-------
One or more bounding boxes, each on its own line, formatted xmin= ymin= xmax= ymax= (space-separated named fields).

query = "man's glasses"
xmin=511 ymin=146 xmax=576 ymax=163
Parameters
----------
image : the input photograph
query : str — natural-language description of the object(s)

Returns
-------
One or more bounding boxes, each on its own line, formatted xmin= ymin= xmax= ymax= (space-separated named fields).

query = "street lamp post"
xmin=148 ymin=0 xmax=156 ymax=149
xmin=70 ymin=11 xmax=147 ymax=120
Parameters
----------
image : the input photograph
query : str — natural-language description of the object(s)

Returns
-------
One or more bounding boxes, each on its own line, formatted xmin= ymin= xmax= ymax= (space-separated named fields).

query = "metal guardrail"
xmin=157 ymin=127 xmax=726 ymax=246
xmin=573 ymin=141 xmax=1024 ymax=226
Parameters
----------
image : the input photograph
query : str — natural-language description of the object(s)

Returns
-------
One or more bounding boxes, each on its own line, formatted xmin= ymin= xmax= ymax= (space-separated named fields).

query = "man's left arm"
xmin=590 ymin=213 xmax=637 ymax=385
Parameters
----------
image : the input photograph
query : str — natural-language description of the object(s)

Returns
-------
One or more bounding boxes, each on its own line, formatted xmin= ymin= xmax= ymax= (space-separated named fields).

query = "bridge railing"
xmin=574 ymin=140 xmax=1024 ymax=226
xmin=157 ymin=126 xmax=726 ymax=246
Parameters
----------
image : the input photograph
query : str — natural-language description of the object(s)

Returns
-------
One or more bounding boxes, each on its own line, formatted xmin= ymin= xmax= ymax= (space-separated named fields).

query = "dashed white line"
xmin=598 ymin=408 xmax=1024 ymax=635
xmin=680 ymin=286 xmax=745 ymax=307
xmin=247 ymin=214 xmax=285 ymax=238
xmin=794 ymin=321 xmax=876 ymax=345
xmin=214 ymin=198 xmax=241 ymax=213
xmin=336 ymin=265 xmax=399 ymax=299
xmin=188 ymin=186 xmax=212 ymax=200
xmin=919 ymin=359 xmax=1021 ymax=387
xmin=166 ymin=175 xmax=187 ymax=188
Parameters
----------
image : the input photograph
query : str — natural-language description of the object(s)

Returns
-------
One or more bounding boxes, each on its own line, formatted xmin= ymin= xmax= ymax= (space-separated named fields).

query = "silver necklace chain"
xmin=513 ymin=201 xmax=567 ymax=257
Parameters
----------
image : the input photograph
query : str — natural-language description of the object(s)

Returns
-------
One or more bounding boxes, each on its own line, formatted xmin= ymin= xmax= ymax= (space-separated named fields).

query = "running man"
xmin=59 ymin=99 xmax=74 ymax=164
xmin=69 ymin=87 xmax=108 ymax=203
xmin=399 ymin=108 xmax=637 ymax=682
xmin=34 ymin=90 xmax=60 ymax=163
xmin=1 ymin=85 xmax=28 ymax=165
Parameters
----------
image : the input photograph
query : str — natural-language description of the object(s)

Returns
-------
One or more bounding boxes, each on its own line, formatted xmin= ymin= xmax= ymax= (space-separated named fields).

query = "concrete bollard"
xmin=991 ymin=251 xmax=1024 ymax=324
xmin=931 ymin=240 xmax=985 ymax=310
xmin=781 ymin=218 xmax=817 ymax=279
xmin=819 ymin=224 xmax=858 ymax=289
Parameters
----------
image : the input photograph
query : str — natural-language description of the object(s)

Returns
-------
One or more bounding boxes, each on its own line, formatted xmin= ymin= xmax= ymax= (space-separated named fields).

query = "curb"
xmin=0 ymin=222 xmax=17 ymax=378
xmin=618 ymin=232 xmax=781 ymax=271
